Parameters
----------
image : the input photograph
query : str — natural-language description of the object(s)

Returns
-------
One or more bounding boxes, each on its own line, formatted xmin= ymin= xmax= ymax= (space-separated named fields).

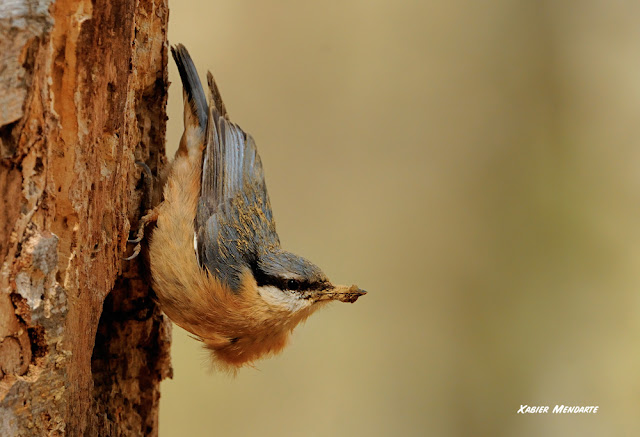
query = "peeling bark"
xmin=0 ymin=0 xmax=172 ymax=435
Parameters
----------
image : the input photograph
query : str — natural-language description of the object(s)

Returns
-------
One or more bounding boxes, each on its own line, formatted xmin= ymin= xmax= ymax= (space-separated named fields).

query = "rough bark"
xmin=0 ymin=0 xmax=172 ymax=435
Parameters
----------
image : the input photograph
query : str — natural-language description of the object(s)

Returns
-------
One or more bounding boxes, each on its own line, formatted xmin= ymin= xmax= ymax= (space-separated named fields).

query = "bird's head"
xmin=250 ymin=250 xmax=366 ymax=314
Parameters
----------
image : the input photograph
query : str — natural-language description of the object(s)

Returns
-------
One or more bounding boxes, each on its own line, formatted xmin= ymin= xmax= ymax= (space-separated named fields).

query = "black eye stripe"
xmin=253 ymin=267 xmax=328 ymax=291
xmin=249 ymin=255 xmax=328 ymax=291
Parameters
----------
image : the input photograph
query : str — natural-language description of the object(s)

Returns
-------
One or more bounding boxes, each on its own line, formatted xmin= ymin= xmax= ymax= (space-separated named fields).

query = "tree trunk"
xmin=0 ymin=0 xmax=172 ymax=435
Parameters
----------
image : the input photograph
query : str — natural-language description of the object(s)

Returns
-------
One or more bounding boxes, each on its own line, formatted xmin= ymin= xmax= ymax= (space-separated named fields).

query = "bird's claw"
xmin=124 ymin=161 xmax=158 ymax=261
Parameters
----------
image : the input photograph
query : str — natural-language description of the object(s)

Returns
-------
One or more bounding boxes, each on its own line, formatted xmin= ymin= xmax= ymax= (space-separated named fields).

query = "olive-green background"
xmin=160 ymin=2 xmax=640 ymax=436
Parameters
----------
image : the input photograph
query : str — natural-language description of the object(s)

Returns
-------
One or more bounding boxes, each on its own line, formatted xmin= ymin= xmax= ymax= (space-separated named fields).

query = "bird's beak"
xmin=313 ymin=284 xmax=367 ymax=303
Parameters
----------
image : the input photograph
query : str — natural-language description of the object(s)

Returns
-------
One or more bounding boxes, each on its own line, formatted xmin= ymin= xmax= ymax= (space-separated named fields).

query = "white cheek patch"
xmin=257 ymin=285 xmax=311 ymax=313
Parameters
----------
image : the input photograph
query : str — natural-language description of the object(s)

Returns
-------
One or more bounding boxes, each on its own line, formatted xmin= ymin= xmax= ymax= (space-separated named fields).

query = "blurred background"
xmin=160 ymin=1 xmax=640 ymax=436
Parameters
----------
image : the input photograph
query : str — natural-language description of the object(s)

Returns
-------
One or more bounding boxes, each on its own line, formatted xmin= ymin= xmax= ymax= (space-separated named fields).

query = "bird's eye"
xmin=287 ymin=279 xmax=299 ymax=291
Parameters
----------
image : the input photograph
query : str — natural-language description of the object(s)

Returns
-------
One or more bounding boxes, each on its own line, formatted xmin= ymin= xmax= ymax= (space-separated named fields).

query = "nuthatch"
xmin=131 ymin=45 xmax=365 ymax=370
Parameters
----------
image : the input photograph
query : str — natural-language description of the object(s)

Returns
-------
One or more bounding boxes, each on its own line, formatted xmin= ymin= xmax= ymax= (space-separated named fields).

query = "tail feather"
xmin=171 ymin=44 xmax=208 ymax=131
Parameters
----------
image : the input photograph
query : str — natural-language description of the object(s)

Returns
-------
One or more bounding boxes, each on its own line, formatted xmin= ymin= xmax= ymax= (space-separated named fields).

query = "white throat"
xmin=257 ymin=285 xmax=312 ymax=313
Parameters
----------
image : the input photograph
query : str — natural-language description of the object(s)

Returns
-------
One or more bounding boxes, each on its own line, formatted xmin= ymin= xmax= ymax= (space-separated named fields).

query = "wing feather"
xmin=195 ymin=77 xmax=279 ymax=290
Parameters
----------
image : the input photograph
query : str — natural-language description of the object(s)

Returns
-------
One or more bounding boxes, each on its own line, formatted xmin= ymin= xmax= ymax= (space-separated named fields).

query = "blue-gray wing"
xmin=196 ymin=77 xmax=279 ymax=291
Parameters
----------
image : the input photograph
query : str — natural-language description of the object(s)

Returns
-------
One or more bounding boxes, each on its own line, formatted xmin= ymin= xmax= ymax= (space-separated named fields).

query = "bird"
xmin=135 ymin=44 xmax=365 ymax=371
